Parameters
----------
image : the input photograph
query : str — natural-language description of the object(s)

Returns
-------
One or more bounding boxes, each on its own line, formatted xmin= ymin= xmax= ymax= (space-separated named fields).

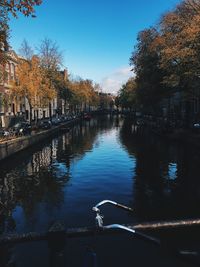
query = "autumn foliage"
xmin=117 ymin=78 xmax=138 ymax=110
xmin=129 ymin=0 xmax=200 ymax=116
xmin=0 ymin=0 xmax=42 ymax=17
xmin=0 ymin=0 xmax=42 ymax=80
xmin=11 ymin=56 xmax=55 ymax=120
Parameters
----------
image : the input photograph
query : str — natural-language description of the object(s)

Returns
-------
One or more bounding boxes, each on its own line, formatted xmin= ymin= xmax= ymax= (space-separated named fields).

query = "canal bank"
xmin=0 ymin=118 xmax=79 ymax=162
xmin=135 ymin=121 xmax=200 ymax=149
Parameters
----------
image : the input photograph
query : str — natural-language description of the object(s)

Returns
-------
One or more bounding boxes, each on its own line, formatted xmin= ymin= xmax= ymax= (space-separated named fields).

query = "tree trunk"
xmin=29 ymin=104 xmax=32 ymax=124
xmin=49 ymin=102 xmax=52 ymax=119
xmin=64 ymin=99 xmax=67 ymax=115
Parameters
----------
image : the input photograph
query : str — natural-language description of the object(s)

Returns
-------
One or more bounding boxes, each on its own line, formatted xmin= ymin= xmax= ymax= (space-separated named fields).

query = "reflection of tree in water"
xmin=0 ymin=156 xmax=69 ymax=266
xmin=173 ymin=146 xmax=200 ymax=218
xmin=55 ymin=116 xmax=116 ymax=164
xmin=0 ymin=141 xmax=70 ymax=235
xmin=0 ymin=159 xmax=68 ymax=234
xmin=0 ymin=116 xmax=117 ymax=237
xmin=120 ymin=119 xmax=200 ymax=221
xmin=0 ymin=116 xmax=122 ymax=266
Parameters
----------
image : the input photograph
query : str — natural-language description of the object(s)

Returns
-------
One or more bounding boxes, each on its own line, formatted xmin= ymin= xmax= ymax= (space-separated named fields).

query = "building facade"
xmin=0 ymin=48 xmax=61 ymax=128
xmin=0 ymin=50 xmax=25 ymax=127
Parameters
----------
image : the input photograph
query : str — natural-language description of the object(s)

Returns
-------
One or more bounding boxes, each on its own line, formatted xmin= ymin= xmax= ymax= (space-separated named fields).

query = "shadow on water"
xmin=0 ymin=116 xmax=200 ymax=266
xmin=119 ymin=119 xmax=200 ymax=266
xmin=120 ymin=119 xmax=200 ymax=221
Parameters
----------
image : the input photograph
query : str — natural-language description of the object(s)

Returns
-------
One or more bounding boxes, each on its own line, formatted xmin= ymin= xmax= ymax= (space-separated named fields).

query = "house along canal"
xmin=0 ymin=116 xmax=199 ymax=267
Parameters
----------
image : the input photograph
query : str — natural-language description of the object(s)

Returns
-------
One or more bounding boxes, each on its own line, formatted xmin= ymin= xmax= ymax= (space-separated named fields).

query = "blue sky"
xmin=9 ymin=0 xmax=180 ymax=94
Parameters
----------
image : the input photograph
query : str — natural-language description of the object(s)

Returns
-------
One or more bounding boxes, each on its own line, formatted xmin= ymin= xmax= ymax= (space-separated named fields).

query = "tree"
xmin=184 ymin=0 xmax=200 ymax=12
xmin=130 ymin=28 xmax=165 ymax=114
xmin=70 ymin=78 xmax=100 ymax=112
xmin=98 ymin=92 xmax=113 ymax=110
xmin=54 ymin=71 xmax=73 ymax=115
xmin=90 ymin=83 xmax=100 ymax=108
xmin=36 ymin=38 xmax=64 ymax=117
xmin=117 ymin=78 xmax=138 ymax=111
xmin=155 ymin=0 xmax=200 ymax=124
xmin=0 ymin=0 xmax=42 ymax=49
xmin=0 ymin=0 xmax=42 ymax=80
xmin=0 ymin=0 xmax=42 ymax=18
xmin=158 ymin=1 xmax=200 ymax=89
xmin=18 ymin=39 xmax=34 ymax=60
xmin=0 ymin=5 xmax=9 ymax=81
xmin=11 ymin=56 xmax=56 ymax=122
xmin=37 ymin=38 xmax=63 ymax=71
xmin=129 ymin=0 xmax=200 ymax=123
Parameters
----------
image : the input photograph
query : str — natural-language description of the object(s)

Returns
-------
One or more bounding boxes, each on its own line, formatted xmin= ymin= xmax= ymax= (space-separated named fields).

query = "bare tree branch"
xmin=18 ymin=39 xmax=34 ymax=60
xmin=37 ymin=38 xmax=63 ymax=71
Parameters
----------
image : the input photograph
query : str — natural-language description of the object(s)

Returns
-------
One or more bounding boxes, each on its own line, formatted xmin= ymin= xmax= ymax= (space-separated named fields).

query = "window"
xmin=0 ymin=94 xmax=4 ymax=113
xmin=10 ymin=63 xmax=15 ymax=80
xmin=4 ymin=63 xmax=9 ymax=84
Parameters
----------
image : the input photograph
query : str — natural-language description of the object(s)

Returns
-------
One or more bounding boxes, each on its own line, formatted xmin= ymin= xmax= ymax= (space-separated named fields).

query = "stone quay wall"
xmin=0 ymin=120 xmax=78 ymax=162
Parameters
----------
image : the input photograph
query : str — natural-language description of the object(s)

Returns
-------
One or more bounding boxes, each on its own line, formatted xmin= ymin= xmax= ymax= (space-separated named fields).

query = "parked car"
xmin=60 ymin=116 xmax=67 ymax=122
xmin=12 ymin=122 xmax=32 ymax=135
xmin=51 ymin=117 xmax=61 ymax=125
xmin=193 ymin=122 xmax=200 ymax=129
xmin=38 ymin=120 xmax=52 ymax=129
xmin=192 ymin=122 xmax=200 ymax=133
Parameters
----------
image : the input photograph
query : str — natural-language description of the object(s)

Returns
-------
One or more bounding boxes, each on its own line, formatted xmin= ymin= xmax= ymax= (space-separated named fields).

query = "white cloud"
xmin=100 ymin=66 xmax=134 ymax=95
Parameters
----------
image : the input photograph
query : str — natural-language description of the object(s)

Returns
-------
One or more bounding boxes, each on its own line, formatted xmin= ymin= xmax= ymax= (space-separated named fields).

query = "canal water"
xmin=0 ymin=116 xmax=199 ymax=267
